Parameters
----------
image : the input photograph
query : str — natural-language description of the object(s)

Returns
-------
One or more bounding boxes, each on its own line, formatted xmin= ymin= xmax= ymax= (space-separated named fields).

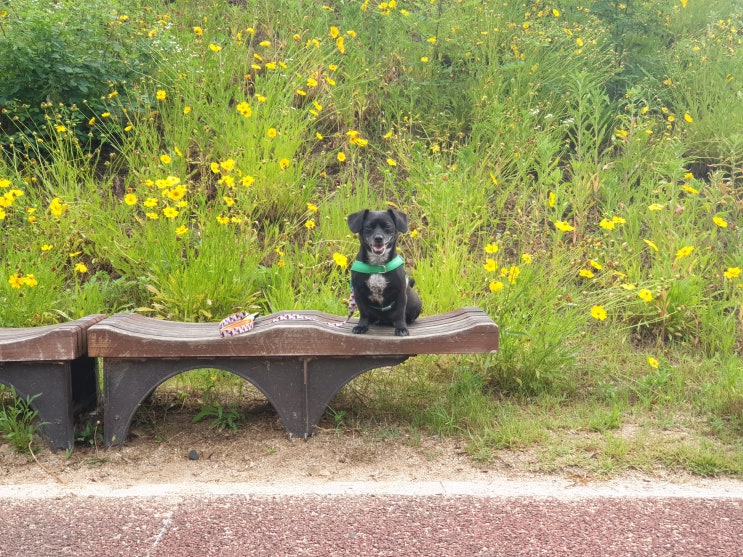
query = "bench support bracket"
xmin=104 ymin=355 xmax=408 ymax=446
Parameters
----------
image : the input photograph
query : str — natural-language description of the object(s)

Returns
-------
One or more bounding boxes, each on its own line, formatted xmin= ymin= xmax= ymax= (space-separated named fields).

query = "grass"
xmin=0 ymin=0 xmax=741 ymax=476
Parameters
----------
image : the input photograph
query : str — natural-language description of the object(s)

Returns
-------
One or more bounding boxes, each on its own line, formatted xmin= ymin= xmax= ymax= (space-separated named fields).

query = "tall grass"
xmin=1 ymin=0 xmax=741 ymax=473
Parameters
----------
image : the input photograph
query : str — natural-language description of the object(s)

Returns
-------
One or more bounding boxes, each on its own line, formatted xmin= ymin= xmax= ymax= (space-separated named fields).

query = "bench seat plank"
xmin=87 ymin=307 xmax=499 ymax=358
xmin=0 ymin=315 xmax=104 ymax=361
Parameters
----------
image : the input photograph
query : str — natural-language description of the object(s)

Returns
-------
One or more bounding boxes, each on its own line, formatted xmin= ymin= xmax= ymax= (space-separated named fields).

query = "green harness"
xmin=350 ymin=254 xmax=405 ymax=312
xmin=350 ymin=254 xmax=405 ymax=275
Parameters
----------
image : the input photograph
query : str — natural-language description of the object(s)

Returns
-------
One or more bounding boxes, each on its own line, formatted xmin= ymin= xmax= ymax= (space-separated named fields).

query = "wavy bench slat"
xmin=0 ymin=315 xmax=106 ymax=451
xmin=87 ymin=307 xmax=498 ymax=358
xmin=88 ymin=308 xmax=498 ymax=445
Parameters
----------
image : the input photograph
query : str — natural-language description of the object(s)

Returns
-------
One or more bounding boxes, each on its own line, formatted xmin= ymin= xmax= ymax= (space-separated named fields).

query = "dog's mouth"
xmin=370 ymin=244 xmax=387 ymax=255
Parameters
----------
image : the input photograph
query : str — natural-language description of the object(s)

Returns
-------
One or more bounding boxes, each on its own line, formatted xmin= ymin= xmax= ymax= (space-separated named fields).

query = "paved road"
xmin=1 ymin=480 xmax=741 ymax=556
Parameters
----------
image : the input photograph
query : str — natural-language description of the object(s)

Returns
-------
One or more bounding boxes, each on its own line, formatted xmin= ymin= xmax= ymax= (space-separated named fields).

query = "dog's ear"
xmin=347 ymin=210 xmax=369 ymax=233
xmin=388 ymin=209 xmax=408 ymax=233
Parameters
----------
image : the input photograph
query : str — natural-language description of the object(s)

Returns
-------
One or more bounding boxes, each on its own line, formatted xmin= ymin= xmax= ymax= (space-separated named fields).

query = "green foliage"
xmin=76 ymin=419 xmax=103 ymax=448
xmin=0 ymin=0 xmax=163 ymax=149
xmin=0 ymin=385 xmax=45 ymax=453
xmin=191 ymin=381 xmax=244 ymax=432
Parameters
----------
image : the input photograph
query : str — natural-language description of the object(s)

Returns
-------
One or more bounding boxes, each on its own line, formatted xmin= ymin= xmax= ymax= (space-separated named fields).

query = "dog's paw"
xmin=394 ymin=327 xmax=409 ymax=337
xmin=352 ymin=325 xmax=369 ymax=334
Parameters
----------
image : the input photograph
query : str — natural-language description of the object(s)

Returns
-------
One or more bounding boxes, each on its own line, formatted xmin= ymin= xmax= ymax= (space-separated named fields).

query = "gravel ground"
xmin=1 ymin=479 xmax=741 ymax=557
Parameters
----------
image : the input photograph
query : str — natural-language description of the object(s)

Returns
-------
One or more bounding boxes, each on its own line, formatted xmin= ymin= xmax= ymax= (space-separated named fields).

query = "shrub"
xmin=0 ymin=0 xmax=160 ymax=150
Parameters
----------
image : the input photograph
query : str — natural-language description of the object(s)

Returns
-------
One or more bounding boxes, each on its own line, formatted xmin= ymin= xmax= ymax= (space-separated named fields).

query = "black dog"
xmin=347 ymin=208 xmax=422 ymax=336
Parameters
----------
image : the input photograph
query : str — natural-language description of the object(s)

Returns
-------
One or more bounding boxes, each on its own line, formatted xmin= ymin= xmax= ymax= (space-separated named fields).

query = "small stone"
xmin=188 ymin=449 xmax=199 ymax=461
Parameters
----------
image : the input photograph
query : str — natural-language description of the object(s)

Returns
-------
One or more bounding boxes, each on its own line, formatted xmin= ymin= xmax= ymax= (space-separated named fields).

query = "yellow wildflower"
xmin=220 ymin=159 xmax=236 ymax=172
xmin=591 ymin=305 xmax=607 ymax=321
xmin=236 ymin=102 xmax=252 ymax=117
xmin=333 ymin=253 xmax=348 ymax=268
xmin=489 ymin=281 xmax=504 ymax=292
xmin=162 ymin=207 xmax=179 ymax=219
xmin=554 ymin=220 xmax=574 ymax=232
xmin=8 ymin=274 xmax=23 ymax=289
xmin=49 ymin=197 xmax=70 ymax=216
xmin=644 ymin=239 xmax=659 ymax=252
xmin=507 ymin=266 xmax=520 ymax=284
xmin=675 ymin=245 xmax=694 ymax=261
xmin=638 ymin=289 xmax=653 ymax=302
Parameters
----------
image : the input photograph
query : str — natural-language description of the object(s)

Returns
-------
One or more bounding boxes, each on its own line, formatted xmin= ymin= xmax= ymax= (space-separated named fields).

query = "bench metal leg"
xmin=0 ymin=359 xmax=95 ymax=452
xmin=103 ymin=356 xmax=409 ymax=446
xmin=303 ymin=356 xmax=408 ymax=438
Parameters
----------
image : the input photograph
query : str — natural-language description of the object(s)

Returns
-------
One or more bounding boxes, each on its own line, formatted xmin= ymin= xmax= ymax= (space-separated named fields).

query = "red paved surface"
xmin=1 ymin=494 xmax=741 ymax=556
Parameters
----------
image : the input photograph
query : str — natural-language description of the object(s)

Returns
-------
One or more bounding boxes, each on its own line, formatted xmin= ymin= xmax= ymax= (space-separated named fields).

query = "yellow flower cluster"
xmin=8 ymin=273 xmax=38 ymax=289
xmin=482 ymin=242 xmax=530 ymax=293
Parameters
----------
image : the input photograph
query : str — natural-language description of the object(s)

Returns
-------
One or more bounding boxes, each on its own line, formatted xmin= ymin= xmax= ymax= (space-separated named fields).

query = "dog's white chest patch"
xmin=366 ymin=274 xmax=387 ymax=305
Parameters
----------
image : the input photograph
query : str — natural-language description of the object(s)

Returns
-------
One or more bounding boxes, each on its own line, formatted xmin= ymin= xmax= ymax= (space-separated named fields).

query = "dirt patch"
xmin=1 ymin=396 xmax=500 ymax=490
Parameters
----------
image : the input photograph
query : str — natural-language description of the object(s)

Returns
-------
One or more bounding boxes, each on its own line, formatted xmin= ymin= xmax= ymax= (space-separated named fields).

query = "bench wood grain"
xmin=88 ymin=308 xmax=498 ymax=445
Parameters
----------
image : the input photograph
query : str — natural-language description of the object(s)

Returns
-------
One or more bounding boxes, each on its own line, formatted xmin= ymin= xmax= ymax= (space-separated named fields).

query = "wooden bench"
xmin=87 ymin=308 xmax=499 ymax=446
xmin=0 ymin=314 xmax=106 ymax=451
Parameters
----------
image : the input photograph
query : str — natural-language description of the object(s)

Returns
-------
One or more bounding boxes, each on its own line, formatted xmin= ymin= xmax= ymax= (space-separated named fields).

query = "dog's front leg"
xmin=352 ymin=314 xmax=370 ymax=334
xmin=392 ymin=291 xmax=409 ymax=337
xmin=393 ymin=319 xmax=409 ymax=337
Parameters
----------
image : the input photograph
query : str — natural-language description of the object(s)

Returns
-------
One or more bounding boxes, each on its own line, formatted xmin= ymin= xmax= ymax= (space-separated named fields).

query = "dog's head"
xmin=347 ymin=209 xmax=408 ymax=264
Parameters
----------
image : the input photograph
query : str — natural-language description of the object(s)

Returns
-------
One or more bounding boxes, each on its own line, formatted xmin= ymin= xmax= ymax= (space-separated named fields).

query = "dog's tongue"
xmin=372 ymin=245 xmax=386 ymax=254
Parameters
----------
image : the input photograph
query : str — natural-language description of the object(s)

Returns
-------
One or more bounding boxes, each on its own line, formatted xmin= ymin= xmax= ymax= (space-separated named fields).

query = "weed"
xmin=76 ymin=420 xmax=103 ymax=448
xmin=192 ymin=402 xmax=245 ymax=433
xmin=191 ymin=381 xmax=245 ymax=432
xmin=0 ymin=386 xmax=46 ymax=453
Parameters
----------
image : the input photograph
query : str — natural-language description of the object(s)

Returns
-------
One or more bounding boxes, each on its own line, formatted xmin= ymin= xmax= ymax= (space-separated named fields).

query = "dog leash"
xmin=219 ymin=291 xmax=358 ymax=337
